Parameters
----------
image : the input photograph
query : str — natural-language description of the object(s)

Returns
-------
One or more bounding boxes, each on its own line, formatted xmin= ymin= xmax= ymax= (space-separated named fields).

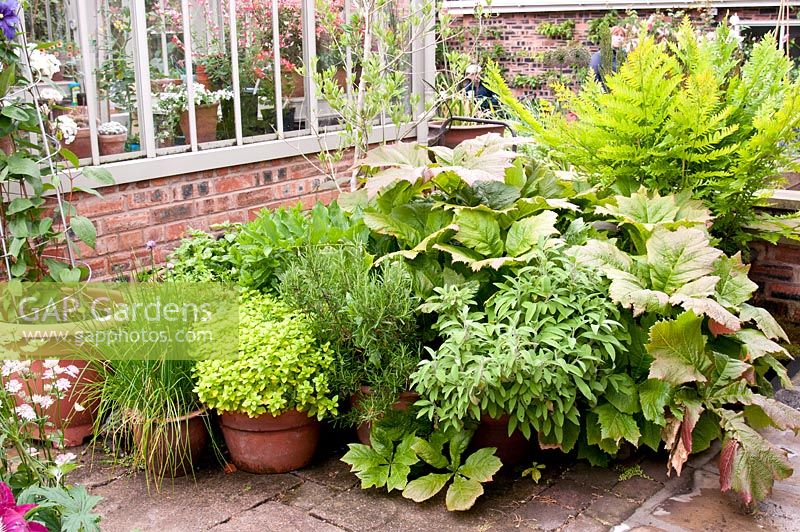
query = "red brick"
xmin=116 ymin=230 xmax=146 ymax=253
xmin=126 ymin=188 xmax=167 ymax=209
xmin=99 ymin=209 xmax=152 ymax=232
xmin=196 ymin=196 xmax=230 ymax=215
xmin=213 ymin=173 xmax=258 ymax=194
xmin=773 ymin=244 xmax=800 ymax=265
xmin=768 ymin=283 xmax=800 ymax=302
xmin=76 ymin=196 xmax=125 ymax=217
xmin=235 ymin=187 xmax=275 ymax=208
xmin=749 ymin=264 xmax=795 ymax=282
xmin=152 ymin=203 xmax=193 ymax=223
xmin=208 ymin=211 xmax=246 ymax=226
xmin=165 ymin=222 xmax=192 ymax=241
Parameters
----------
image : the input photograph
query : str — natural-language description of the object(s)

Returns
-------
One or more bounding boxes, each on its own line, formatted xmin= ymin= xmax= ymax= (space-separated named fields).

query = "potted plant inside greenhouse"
xmin=97 ymin=121 xmax=127 ymax=156
xmin=193 ymin=290 xmax=338 ymax=474
xmin=155 ymin=82 xmax=233 ymax=145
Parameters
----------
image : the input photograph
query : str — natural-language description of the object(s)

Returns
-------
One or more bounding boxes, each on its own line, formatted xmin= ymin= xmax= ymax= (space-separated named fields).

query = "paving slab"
xmin=538 ymin=479 xmax=598 ymax=511
xmin=211 ymin=501 xmax=344 ymax=532
xmin=559 ymin=514 xmax=610 ymax=532
xmin=92 ymin=469 xmax=301 ymax=531
xmin=510 ymin=496 xmax=576 ymax=531
xmin=585 ymin=493 xmax=641 ymax=525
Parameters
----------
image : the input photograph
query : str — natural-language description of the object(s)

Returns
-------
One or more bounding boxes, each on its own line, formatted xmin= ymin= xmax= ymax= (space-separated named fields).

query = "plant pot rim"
xmin=99 ymin=132 xmax=127 ymax=139
xmin=429 ymin=120 xmax=503 ymax=130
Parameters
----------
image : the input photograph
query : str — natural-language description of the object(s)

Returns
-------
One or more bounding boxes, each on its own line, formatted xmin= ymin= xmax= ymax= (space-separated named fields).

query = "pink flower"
xmin=0 ymin=481 xmax=47 ymax=532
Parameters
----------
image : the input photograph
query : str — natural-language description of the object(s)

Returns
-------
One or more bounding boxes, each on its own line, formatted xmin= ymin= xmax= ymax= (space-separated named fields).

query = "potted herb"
xmin=193 ymin=290 xmax=338 ymax=474
xmin=91 ymin=359 xmax=209 ymax=483
xmin=154 ymin=83 xmax=233 ymax=145
xmin=412 ymin=244 xmax=628 ymax=464
xmin=279 ymin=245 xmax=421 ymax=444
xmin=97 ymin=121 xmax=127 ymax=156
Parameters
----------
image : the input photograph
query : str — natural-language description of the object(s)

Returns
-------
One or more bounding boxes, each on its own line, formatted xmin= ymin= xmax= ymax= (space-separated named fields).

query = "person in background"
xmin=589 ymin=25 xmax=626 ymax=84
xmin=463 ymin=64 xmax=499 ymax=110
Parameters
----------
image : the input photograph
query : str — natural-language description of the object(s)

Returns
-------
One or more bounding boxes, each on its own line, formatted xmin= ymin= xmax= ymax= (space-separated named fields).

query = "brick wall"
xmin=452 ymin=7 xmax=782 ymax=99
xmin=71 ymin=154 xmax=347 ymax=280
xmin=750 ymin=239 xmax=800 ymax=325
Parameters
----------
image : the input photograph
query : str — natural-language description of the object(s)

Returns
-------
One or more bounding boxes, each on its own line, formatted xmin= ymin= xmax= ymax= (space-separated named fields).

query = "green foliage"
xmin=521 ymin=462 xmax=546 ymax=483
xmin=403 ymin=431 xmax=501 ymax=511
xmin=166 ymin=225 xmax=240 ymax=282
xmin=193 ymin=290 xmax=338 ymax=419
xmin=536 ymin=20 xmax=575 ymax=40
xmin=538 ymin=21 xmax=800 ymax=254
xmin=617 ymin=464 xmax=652 ymax=482
xmin=279 ymin=245 xmax=421 ymax=425
xmin=342 ymin=422 xmax=502 ymax=512
xmin=357 ymin=136 xmax=579 ymax=297
xmin=341 ymin=426 xmax=419 ymax=492
xmin=578 ymin=192 xmax=799 ymax=504
xmin=412 ymin=241 xmax=628 ymax=448
xmin=18 ymin=485 xmax=103 ymax=532
xmin=233 ymin=201 xmax=369 ymax=291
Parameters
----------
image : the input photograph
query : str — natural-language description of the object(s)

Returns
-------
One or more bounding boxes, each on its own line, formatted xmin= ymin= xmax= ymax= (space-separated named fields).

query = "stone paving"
xmin=69 ymin=374 xmax=800 ymax=532
xmin=64 ymin=421 xmax=800 ymax=532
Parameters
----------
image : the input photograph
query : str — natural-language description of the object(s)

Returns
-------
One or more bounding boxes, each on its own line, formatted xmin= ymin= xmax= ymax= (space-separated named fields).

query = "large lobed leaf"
xmin=647 ymin=312 xmax=711 ymax=385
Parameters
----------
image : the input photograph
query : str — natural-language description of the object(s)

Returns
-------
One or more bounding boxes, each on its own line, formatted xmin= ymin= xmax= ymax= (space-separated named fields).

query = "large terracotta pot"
xmin=351 ymin=386 xmax=419 ymax=446
xmin=69 ymin=127 xmax=92 ymax=159
xmin=133 ymin=408 xmax=209 ymax=478
xmin=429 ymin=121 xmax=506 ymax=149
xmin=219 ymin=409 xmax=320 ymax=474
xmin=471 ymin=413 xmax=530 ymax=466
xmin=289 ymin=71 xmax=305 ymax=98
xmin=8 ymin=360 xmax=100 ymax=447
xmin=179 ymin=103 xmax=219 ymax=144
xmin=99 ymin=133 xmax=126 ymax=156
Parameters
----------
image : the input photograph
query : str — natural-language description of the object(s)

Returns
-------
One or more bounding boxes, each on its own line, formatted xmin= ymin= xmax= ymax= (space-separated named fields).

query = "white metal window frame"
xmin=62 ymin=0 xmax=429 ymax=188
xmin=441 ymin=0 xmax=800 ymax=15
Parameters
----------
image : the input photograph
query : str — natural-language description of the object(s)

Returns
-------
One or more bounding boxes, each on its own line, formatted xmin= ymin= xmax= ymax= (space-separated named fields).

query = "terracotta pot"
xmin=471 ymin=413 xmax=530 ymax=466
xmin=0 ymin=135 xmax=14 ymax=155
xmin=179 ymin=103 xmax=219 ymax=144
xmin=99 ymin=133 xmax=126 ymax=156
xmin=289 ymin=71 xmax=305 ymax=98
xmin=151 ymin=78 xmax=182 ymax=92
xmin=195 ymin=65 xmax=211 ymax=90
xmin=68 ymin=127 xmax=92 ymax=159
xmin=133 ymin=409 xmax=209 ymax=478
xmin=8 ymin=360 xmax=100 ymax=447
xmin=219 ymin=410 xmax=320 ymax=473
xmin=429 ymin=121 xmax=506 ymax=149
xmin=351 ymin=386 xmax=419 ymax=446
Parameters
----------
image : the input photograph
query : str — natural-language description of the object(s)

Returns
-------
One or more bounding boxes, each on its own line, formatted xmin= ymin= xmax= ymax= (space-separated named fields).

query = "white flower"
xmin=54 ymin=452 xmax=77 ymax=466
xmin=39 ymin=87 xmax=64 ymax=102
xmin=29 ymin=48 xmax=61 ymax=79
xmin=55 ymin=378 xmax=72 ymax=392
xmin=27 ymin=447 xmax=39 ymax=457
xmin=42 ymin=369 xmax=54 ymax=379
xmin=43 ymin=359 xmax=60 ymax=369
xmin=4 ymin=379 xmax=22 ymax=394
xmin=31 ymin=394 xmax=55 ymax=409
xmin=55 ymin=115 xmax=78 ymax=145
xmin=98 ymin=121 xmax=126 ymax=135
xmin=73 ymin=402 xmax=85 ymax=412
xmin=15 ymin=404 xmax=36 ymax=421
xmin=63 ymin=364 xmax=79 ymax=378
xmin=1 ymin=360 xmax=31 ymax=377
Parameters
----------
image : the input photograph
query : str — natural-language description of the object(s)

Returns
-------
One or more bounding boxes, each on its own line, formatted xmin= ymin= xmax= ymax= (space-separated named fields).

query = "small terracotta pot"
xmin=195 ymin=65 xmax=211 ymax=90
xmin=99 ymin=133 xmax=126 ymax=156
xmin=180 ymin=103 xmax=219 ymax=144
xmin=68 ymin=127 xmax=92 ymax=159
xmin=8 ymin=360 xmax=100 ymax=447
xmin=288 ymin=71 xmax=305 ymax=98
xmin=471 ymin=413 xmax=530 ymax=466
xmin=133 ymin=409 xmax=209 ymax=478
xmin=351 ymin=386 xmax=420 ymax=445
xmin=219 ymin=410 xmax=320 ymax=474
xmin=429 ymin=121 xmax=506 ymax=149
